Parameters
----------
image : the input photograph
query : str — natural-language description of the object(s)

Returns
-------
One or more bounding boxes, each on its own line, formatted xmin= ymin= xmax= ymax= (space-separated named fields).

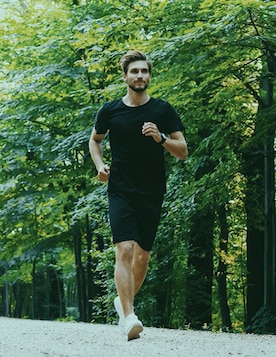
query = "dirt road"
xmin=0 ymin=317 xmax=275 ymax=356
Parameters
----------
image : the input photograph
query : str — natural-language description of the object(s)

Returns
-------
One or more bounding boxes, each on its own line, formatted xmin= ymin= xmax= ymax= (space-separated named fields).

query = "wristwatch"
xmin=159 ymin=133 xmax=167 ymax=145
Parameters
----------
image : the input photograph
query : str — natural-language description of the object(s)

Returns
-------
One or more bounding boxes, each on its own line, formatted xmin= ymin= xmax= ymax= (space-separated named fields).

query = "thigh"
xmin=136 ymin=194 xmax=164 ymax=251
xmin=108 ymin=192 xmax=139 ymax=244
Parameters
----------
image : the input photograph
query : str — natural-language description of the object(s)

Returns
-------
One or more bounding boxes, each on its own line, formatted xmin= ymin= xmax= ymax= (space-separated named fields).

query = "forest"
xmin=0 ymin=0 xmax=275 ymax=334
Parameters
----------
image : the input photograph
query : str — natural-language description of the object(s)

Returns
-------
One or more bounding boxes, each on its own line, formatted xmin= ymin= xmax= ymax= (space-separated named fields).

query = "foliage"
xmin=0 ymin=0 xmax=275 ymax=333
xmin=246 ymin=306 xmax=276 ymax=334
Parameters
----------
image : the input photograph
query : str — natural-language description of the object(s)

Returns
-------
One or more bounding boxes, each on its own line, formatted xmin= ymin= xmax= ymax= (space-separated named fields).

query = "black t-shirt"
xmin=94 ymin=97 xmax=184 ymax=194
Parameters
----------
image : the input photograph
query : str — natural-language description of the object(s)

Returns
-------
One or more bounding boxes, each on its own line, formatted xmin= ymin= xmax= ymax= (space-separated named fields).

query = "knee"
xmin=134 ymin=250 xmax=150 ymax=267
xmin=116 ymin=241 xmax=134 ymax=263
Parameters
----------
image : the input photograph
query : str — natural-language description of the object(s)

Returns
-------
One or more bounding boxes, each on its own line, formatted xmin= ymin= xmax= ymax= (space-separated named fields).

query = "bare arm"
xmin=89 ymin=128 xmax=110 ymax=182
xmin=142 ymin=122 xmax=188 ymax=160
xmin=162 ymin=131 xmax=188 ymax=160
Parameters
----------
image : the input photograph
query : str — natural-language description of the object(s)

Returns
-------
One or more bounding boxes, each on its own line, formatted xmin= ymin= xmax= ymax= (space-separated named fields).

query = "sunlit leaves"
xmin=0 ymin=0 xmax=275 ymax=327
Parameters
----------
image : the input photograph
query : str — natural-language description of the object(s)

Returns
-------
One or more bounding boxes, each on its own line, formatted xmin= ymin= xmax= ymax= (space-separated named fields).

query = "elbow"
xmin=178 ymin=153 xmax=187 ymax=160
xmin=178 ymin=146 xmax=188 ymax=161
xmin=173 ymin=151 xmax=187 ymax=161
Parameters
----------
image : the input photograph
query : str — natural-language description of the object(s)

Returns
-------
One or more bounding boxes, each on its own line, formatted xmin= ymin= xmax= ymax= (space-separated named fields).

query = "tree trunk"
xmin=216 ymin=205 xmax=232 ymax=332
xmin=243 ymin=52 xmax=276 ymax=331
xmin=73 ymin=222 xmax=88 ymax=322
xmin=86 ymin=214 xmax=94 ymax=322
xmin=13 ymin=281 xmax=23 ymax=318
xmin=263 ymin=134 xmax=275 ymax=314
xmin=263 ymin=54 xmax=276 ymax=330
xmin=155 ymin=229 xmax=174 ymax=328
xmin=242 ymin=144 xmax=264 ymax=329
xmin=186 ymin=209 xmax=214 ymax=329
xmin=4 ymin=263 xmax=9 ymax=317
xmin=31 ymin=258 xmax=37 ymax=319
xmin=47 ymin=258 xmax=65 ymax=320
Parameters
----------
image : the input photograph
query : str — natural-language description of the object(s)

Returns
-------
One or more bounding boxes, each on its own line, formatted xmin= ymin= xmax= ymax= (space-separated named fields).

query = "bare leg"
xmin=115 ymin=241 xmax=135 ymax=317
xmin=132 ymin=243 xmax=150 ymax=295
xmin=115 ymin=241 xmax=150 ymax=317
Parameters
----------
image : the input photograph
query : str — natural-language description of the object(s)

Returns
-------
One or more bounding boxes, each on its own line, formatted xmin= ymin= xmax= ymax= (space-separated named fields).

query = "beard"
xmin=128 ymin=82 xmax=149 ymax=93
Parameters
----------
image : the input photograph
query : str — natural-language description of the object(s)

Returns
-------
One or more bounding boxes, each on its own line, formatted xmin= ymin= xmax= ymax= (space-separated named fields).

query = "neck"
xmin=123 ymin=90 xmax=150 ymax=107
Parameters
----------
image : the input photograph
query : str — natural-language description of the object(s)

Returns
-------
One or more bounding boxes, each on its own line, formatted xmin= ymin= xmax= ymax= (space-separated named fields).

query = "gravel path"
xmin=0 ymin=317 xmax=276 ymax=356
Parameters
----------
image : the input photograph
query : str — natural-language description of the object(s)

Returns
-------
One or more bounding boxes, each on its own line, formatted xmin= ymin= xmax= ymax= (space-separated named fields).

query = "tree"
xmin=0 ymin=0 xmax=275 ymax=333
xmin=160 ymin=0 xmax=275 ymax=331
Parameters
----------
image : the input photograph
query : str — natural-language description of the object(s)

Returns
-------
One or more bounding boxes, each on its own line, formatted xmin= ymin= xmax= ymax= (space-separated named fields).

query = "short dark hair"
xmin=120 ymin=50 xmax=152 ymax=75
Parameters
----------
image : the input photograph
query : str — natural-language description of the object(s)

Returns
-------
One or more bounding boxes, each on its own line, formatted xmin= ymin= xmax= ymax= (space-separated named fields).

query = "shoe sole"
xmin=127 ymin=324 xmax=143 ymax=341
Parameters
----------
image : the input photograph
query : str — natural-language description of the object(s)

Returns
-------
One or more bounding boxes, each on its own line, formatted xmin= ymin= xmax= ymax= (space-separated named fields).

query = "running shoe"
xmin=114 ymin=296 xmax=124 ymax=331
xmin=124 ymin=313 xmax=143 ymax=341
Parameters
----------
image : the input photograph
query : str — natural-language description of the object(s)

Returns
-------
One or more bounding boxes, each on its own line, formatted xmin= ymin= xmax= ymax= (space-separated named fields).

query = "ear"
xmin=122 ymin=73 xmax=127 ymax=82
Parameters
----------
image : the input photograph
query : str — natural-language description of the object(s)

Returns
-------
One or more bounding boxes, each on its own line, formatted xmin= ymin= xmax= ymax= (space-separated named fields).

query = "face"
xmin=123 ymin=60 xmax=151 ymax=93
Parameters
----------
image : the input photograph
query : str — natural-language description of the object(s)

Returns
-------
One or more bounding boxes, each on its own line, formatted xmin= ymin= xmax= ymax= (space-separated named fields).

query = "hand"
xmin=142 ymin=122 xmax=162 ymax=143
xmin=97 ymin=164 xmax=110 ymax=182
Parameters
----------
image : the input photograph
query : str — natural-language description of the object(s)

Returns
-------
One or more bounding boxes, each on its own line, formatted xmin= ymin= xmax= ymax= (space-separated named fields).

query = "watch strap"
xmin=159 ymin=133 xmax=167 ymax=144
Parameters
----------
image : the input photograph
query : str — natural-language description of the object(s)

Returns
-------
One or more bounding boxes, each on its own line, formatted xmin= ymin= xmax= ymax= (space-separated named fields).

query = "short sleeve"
xmin=162 ymin=102 xmax=184 ymax=134
xmin=94 ymin=104 xmax=110 ymax=134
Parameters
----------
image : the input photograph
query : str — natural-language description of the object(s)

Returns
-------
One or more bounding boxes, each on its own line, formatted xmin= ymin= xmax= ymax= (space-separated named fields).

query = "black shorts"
xmin=108 ymin=191 xmax=164 ymax=252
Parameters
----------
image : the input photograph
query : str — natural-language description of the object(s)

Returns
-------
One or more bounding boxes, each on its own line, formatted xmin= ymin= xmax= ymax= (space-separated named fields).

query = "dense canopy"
xmin=0 ymin=0 xmax=275 ymax=334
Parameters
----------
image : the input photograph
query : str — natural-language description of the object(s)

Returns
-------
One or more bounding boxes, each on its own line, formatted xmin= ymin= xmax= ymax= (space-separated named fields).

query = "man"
xmin=89 ymin=50 xmax=187 ymax=341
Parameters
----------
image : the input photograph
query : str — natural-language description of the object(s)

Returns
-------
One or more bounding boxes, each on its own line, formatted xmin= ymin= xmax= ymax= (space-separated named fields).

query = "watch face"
xmin=160 ymin=133 xmax=167 ymax=144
